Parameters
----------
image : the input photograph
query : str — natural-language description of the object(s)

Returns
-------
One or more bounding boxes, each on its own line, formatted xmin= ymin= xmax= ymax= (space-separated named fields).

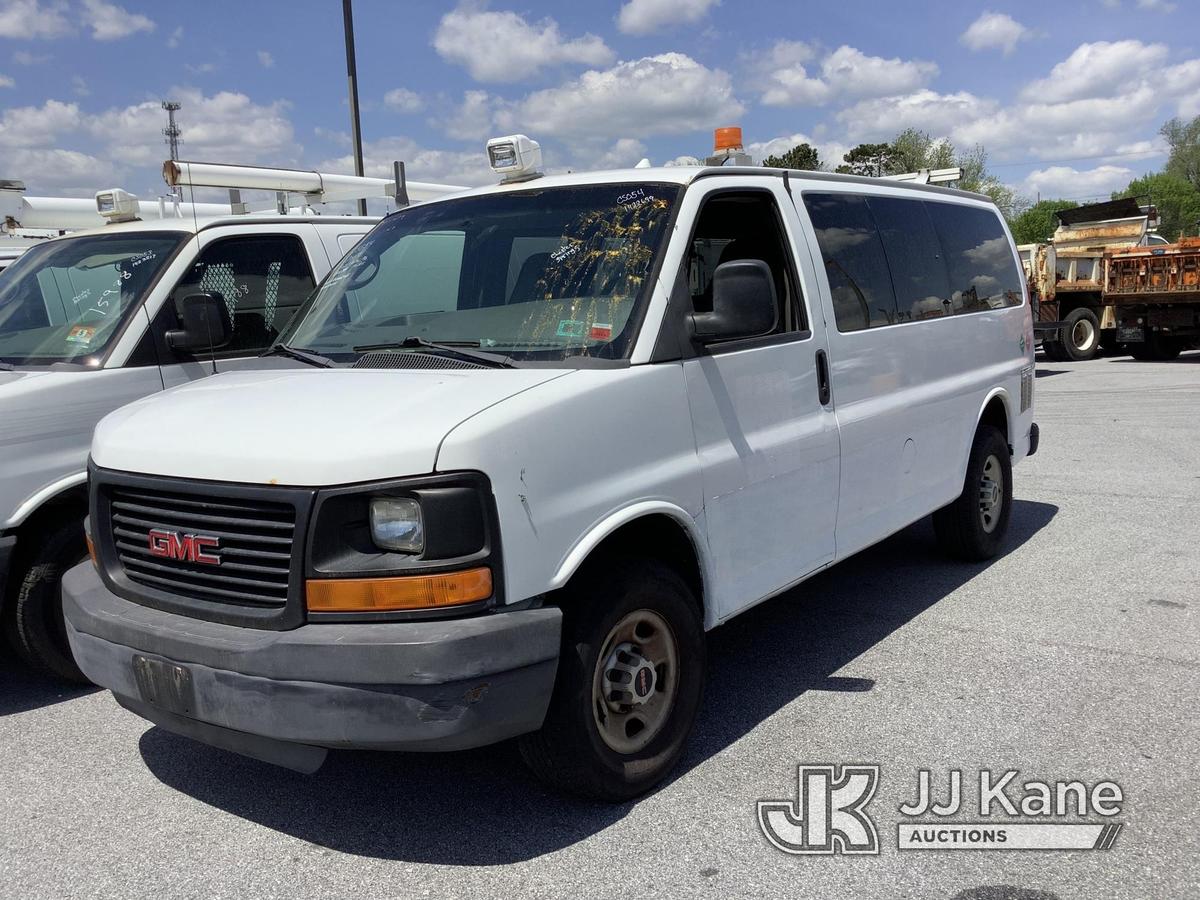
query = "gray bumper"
xmin=62 ymin=563 xmax=562 ymax=771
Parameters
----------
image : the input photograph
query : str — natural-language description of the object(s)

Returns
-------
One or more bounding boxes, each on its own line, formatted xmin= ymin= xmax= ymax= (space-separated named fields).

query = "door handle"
xmin=816 ymin=349 xmax=831 ymax=405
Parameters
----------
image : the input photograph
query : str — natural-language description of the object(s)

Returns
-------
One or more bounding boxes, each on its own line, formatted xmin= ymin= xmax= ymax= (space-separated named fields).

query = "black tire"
xmin=1130 ymin=333 xmax=1181 ymax=361
xmin=1061 ymin=308 xmax=1100 ymax=361
xmin=933 ymin=426 xmax=1013 ymax=562
xmin=519 ymin=557 xmax=705 ymax=801
xmin=13 ymin=519 xmax=90 ymax=683
xmin=1040 ymin=339 xmax=1066 ymax=362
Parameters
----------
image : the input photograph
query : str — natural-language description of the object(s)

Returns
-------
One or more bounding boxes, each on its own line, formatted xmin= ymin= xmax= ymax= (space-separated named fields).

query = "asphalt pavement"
xmin=2 ymin=351 xmax=1198 ymax=899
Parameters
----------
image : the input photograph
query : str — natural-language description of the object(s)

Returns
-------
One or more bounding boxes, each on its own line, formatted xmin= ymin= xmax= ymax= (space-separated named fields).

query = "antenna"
xmin=162 ymin=101 xmax=183 ymax=197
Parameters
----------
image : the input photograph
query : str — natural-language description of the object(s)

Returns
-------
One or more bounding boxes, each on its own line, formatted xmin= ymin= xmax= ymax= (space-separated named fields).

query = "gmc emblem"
xmin=147 ymin=529 xmax=221 ymax=566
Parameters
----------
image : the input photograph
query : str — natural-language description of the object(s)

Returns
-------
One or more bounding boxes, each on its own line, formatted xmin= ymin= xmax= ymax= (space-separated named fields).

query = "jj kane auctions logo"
xmin=759 ymin=765 xmax=1125 ymax=854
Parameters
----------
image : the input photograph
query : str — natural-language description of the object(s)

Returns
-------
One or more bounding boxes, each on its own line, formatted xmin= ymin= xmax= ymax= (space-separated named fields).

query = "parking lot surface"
xmin=2 ymin=352 xmax=1198 ymax=900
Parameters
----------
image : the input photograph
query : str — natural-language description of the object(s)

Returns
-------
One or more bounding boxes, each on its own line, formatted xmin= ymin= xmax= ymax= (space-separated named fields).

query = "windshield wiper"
xmin=351 ymin=337 xmax=518 ymax=368
xmin=262 ymin=344 xmax=336 ymax=368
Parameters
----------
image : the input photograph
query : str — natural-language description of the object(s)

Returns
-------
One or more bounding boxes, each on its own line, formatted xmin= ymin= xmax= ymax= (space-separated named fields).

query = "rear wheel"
xmin=13 ymin=520 xmax=90 ymax=683
xmin=1061 ymin=308 xmax=1100 ymax=361
xmin=519 ymin=557 xmax=704 ymax=801
xmin=933 ymin=426 xmax=1013 ymax=561
xmin=1040 ymin=339 xmax=1066 ymax=361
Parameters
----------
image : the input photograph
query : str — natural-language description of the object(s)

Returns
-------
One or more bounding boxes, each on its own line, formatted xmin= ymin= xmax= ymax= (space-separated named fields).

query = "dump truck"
xmin=1019 ymin=198 xmax=1198 ymax=360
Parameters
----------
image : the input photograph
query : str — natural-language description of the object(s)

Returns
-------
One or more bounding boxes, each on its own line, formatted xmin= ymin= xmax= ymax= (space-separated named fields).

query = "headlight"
xmin=370 ymin=497 xmax=424 ymax=553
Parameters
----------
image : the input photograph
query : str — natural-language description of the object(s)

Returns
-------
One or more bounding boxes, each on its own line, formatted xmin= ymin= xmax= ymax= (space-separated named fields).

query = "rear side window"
xmin=926 ymin=202 xmax=1024 ymax=311
xmin=803 ymin=193 xmax=896 ymax=331
xmin=869 ymin=196 xmax=952 ymax=322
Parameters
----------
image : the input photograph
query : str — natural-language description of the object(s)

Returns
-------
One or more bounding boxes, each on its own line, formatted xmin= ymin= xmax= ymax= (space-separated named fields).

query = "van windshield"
xmin=278 ymin=182 xmax=680 ymax=362
xmin=0 ymin=231 xmax=184 ymax=366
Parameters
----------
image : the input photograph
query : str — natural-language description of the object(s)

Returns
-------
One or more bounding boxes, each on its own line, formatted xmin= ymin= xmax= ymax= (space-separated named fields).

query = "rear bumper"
xmin=62 ymin=563 xmax=562 ymax=770
xmin=1027 ymin=423 xmax=1040 ymax=458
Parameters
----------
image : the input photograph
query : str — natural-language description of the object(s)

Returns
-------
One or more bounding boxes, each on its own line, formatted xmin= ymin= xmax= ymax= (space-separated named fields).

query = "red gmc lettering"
xmin=146 ymin=529 xmax=221 ymax=565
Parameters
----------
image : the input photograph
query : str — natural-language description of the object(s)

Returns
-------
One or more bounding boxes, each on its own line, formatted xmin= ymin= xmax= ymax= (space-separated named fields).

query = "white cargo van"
xmin=64 ymin=139 xmax=1038 ymax=799
xmin=0 ymin=203 xmax=378 ymax=679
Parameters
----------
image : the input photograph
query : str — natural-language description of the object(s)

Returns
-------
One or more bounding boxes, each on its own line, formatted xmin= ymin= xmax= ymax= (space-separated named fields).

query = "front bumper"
xmin=63 ymin=563 xmax=562 ymax=772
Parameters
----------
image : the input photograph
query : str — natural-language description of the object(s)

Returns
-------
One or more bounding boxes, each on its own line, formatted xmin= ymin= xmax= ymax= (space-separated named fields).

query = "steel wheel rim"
xmin=591 ymin=609 xmax=680 ymax=755
xmin=1071 ymin=318 xmax=1096 ymax=352
xmin=978 ymin=454 xmax=1004 ymax=534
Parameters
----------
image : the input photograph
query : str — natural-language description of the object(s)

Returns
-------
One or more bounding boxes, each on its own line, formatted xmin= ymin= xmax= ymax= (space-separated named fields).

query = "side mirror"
xmin=691 ymin=260 xmax=778 ymax=342
xmin=166 ymin=292 xmax=231 ymax=353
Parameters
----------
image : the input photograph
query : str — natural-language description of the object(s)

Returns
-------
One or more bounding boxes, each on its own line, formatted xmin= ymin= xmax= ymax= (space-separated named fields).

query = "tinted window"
xmin=689 ymin=192 xmax=804 ymax=334
xmin=869 ymin=196 xmax=952 ymax=322
xmin=803 ymin=192 xmax=897 ymax=331
xmin=172 ymin=234 xmax=315 ymax=357
xmin=927 ymin=202 xmax=1023 ymax=311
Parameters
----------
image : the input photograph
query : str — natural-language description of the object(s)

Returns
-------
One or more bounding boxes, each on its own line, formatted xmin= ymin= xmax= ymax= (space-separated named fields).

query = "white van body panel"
xmin=435 ymin=365 xmax=705 ymax=617
xmin=90 ymin=368 xmax=571 ymax=485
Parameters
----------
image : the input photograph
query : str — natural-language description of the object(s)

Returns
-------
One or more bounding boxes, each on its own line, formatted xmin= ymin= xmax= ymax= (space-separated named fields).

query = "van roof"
xmin=41 ymin=213 xmax=380 ymax=241
xmin=441 ymin=165 xmax=994 ymax=204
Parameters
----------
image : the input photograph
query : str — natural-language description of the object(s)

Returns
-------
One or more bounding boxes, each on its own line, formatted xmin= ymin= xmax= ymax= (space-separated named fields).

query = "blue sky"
xmin=1 ymin=0 xmax=1198 ymax=206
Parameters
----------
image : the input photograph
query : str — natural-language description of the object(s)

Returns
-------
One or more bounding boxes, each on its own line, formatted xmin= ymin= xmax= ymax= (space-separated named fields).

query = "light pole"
xmin=342 ymin=0 xmax=367 ymax=216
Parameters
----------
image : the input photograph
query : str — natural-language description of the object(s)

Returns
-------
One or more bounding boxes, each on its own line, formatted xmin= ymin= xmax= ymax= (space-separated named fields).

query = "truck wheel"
xmin=933 ymin=426 xmax=1013 ymax=562
xmin=1040 ymin=339 xmax=1065 ymax=361
xmin=519 ymin=557 xmax=704 ymax=801
xmin=13 ymin=520 xmax=90 ymax=683
xmin=1061 ymin=308 xmax=1100 ymax=361
xmin=1130 ymin=333 xmax=1181 ymax=361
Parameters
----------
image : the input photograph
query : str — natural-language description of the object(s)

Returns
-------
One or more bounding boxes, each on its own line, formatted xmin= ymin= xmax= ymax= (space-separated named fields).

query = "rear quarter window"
xmin=926 ymin=202 xmax=1024 ymax=311
xmin=803 ymin=192 xmax=898 ymax=331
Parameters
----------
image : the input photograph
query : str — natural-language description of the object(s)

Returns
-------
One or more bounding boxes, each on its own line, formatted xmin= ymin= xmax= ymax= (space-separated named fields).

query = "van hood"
xmin=92 ymin=368 xmax=573 ymax=486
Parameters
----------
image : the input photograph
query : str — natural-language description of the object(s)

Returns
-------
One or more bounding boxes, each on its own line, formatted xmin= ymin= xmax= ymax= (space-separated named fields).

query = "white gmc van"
xmin=63 ymin=153 xmax=1038 ymax=799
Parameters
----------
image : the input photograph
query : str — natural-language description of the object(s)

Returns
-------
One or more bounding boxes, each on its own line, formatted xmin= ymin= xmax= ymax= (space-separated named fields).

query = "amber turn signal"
xmin=306 ymin=567 xmax=493 ymax=612
xmin=86 ymin=533 xmax=98 ymax=568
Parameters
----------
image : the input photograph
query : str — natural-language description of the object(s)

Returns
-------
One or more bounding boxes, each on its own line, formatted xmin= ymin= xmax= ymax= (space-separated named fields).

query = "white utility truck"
xmin=64 ymin=134 xmax=1038 ymax=799
xmin=1 ymin=161 xmax=464 ymax=680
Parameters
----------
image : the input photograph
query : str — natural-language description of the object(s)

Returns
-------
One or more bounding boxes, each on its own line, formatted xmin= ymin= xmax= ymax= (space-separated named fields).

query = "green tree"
xmin=1009 ymin=199 xmax=1078 ymax=244
xmin=761 ymin=142 xmax=823 ymax=171
xmin=1161 ymin=116 xmax=1200 ymax=189
xmin=836 ymin=143 xmax=893 ymax=177
xmin=888 ymin=128 xmax=954 ymax=175
xmin=1113 ymin=172 xmax=1200 ymax=241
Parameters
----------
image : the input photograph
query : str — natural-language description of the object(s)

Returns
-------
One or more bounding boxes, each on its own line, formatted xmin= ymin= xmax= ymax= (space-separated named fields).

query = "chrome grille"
xmin=109 ymin=487 xmax=296 ymax=608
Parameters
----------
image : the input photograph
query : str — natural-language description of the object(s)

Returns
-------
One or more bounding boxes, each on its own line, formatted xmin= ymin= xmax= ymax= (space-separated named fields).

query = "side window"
xmin=171 ymin=235 xmax=315 ymax=357
xmin=688 ymin=192 xmax=804 ymax=334
xmin=926 ymin=202 xmax=1024 ymax=311
xmin=868 ymin=196 xmax=951 ymax=322
xmin=803 ymin=192 xmax=897 ymax=331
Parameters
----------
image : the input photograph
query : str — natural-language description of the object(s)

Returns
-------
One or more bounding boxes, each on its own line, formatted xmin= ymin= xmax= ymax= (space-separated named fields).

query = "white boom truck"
xmin=1 ymin=161 xmax=464 ymax=680
xmin=64 ymin=133 xmax=1037 ymax=799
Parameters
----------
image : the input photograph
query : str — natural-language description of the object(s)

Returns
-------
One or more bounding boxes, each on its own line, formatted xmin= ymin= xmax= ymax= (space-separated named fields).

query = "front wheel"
xmin=519 ymin=557 xmax=705 ymax=801
xmin=13 ymin=520 xmax=90 ymax=683
xmin=933 ymin=426 xmax=1013 ymax=561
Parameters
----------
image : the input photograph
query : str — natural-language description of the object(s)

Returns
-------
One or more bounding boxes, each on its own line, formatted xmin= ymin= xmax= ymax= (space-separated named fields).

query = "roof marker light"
xmin=486 ymin=134 xmax=543 ymax=184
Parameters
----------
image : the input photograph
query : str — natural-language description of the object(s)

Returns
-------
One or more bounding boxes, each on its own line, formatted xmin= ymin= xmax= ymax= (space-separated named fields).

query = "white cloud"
xmin=166 ymin=25 xmax=182 ymax=48
xmin=437 ymin=90 xmax=494 ymax=141
xmin=838 ymin=89 xmax=997 ymax=142
xmin=92 ymin=88 xmax=297 ymax=167
xmin=0 ymin=0 xmax=71 ymax=38
xmin=0 ymin=99 xmax=81 ymax=148
xmin=81 ymin=0 xmax=154 ymax=40
xmin=4 ymin=147 xmax=121 ymax=194
xmin=257 ymin=50 xmax=274 ymax=68
xmin=13 ymin=50 xmax=52 ymax=65
xmin=71 ymin=74 xmax=89 ymax=95
xmin=757 ymin=42 xmax=937 ymax=106
xmin=745 ymin=132 xmax=850 ymax=169
xmin=960 ymin=11 xmax=1033 ymax=55
xmin=433 ymin=4 xmax=613 ymax=83
xmin=498 ymin=52 xmax=743 ymax=139
xmin=571 ymin=137 xmax=649 ymax=171
xmin=1021 ymin=165 xmax=1135 ymax=199
xmin=317 ymin=136 xmax=493 ymax=188
xmin=0 ymin=74 xmax=13 ymax=88
xmin=383 ymin=87 xmax=423 ymax=113
xmin=616 ymin=0 xmax=719 ymax=35
xmin=1136 ymin=0 xmax=1176 ymax=10
xmin=1020 ymin=40 xmax=1169 ymax=103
